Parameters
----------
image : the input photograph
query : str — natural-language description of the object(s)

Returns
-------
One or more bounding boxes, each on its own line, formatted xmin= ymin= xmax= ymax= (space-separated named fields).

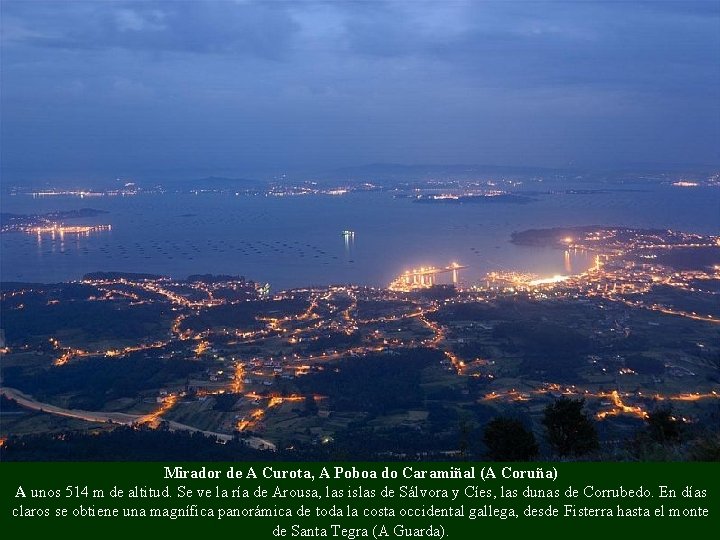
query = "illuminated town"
xmin=31 ymin=224 xmax=112 ymax=237
xmin=1 ymin=208 xmax=112 ymax=236
xmin=1 ymin=224 xmax=718 ymax=458
xmin=389 ymin=262 xmax=467 ymax=292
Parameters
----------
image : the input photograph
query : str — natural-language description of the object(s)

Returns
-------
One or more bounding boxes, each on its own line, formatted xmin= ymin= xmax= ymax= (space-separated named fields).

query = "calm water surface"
xmin=2 ymin=185 xmax=718 ymax=289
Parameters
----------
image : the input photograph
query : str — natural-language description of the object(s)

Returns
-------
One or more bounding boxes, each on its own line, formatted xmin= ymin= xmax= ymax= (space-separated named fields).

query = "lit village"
xmin=1 ymin=225 xmax=719 ymax=458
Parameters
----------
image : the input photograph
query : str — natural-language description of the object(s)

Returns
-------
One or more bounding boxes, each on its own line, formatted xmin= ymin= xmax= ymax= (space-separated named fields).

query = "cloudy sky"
xmin=2 ymin=0 xmax=719 ymax=181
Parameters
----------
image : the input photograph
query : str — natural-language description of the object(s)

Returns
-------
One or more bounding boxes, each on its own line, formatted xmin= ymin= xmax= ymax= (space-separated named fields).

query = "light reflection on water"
xmin=2 ymin=186 xmax=717 ymax=289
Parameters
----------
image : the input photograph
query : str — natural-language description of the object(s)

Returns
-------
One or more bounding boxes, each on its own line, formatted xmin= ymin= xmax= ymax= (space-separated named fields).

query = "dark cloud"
xmin=1 ymin=0 xmax=718 ymax=180
xmin=2 ymin=1 xmax=300 ymax=58
xmin=342 ymin=1 xmax=719 ymax=93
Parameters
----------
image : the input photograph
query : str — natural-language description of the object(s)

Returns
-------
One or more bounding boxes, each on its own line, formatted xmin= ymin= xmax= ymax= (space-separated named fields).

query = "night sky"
xmin=2 ymin=1 xmax=719 ymax=181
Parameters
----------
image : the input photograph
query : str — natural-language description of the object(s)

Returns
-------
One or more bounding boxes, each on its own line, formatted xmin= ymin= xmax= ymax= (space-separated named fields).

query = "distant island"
xmin=413 ymin=194 xmax=536 ymax=204
xmin=1 ymin=208 xmax=108 ymax=228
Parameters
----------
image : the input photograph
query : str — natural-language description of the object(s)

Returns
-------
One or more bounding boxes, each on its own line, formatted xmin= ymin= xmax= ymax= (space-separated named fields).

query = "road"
xmin=0 ymin=386 xmax=276 ymax=451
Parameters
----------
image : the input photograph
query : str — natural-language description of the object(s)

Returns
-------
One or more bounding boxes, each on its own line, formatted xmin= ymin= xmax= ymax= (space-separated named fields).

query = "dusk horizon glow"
xmin=2 ymin=0 xmax=719 ymax=183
